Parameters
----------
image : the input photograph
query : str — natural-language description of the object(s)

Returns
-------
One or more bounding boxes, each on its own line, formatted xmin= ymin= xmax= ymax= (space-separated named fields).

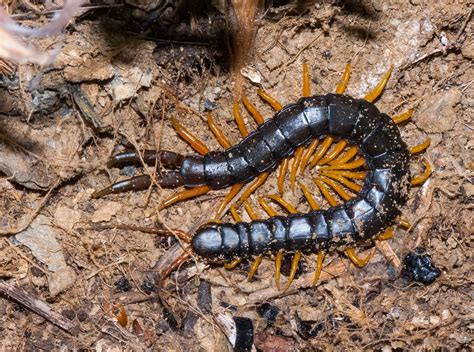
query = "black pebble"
xmin=115 ymin=277 xmax=132 ymax=292
xmin=141 ymin=281 xmax=156 ymax=294
xmin=256 ymin=303 xmax=279 ymax=325
xmin=294 ymin=313 xmax=323 ymax=340
xmin=61 ymin=309 xmax=76 ymax=321
xmin=77 ymin=310 xmax=89 ymax=322
xmin=233 ymin=317 xmax=253 ymax=352
xmin=198 ymin=280 xmax=212 ymax=313
xmin=402 ymin=247 xmax=441 ymax=284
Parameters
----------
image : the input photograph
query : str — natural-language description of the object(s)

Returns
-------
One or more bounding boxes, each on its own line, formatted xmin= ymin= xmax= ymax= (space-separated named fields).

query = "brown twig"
xmin=0 ymin=280 xmax=75 ymax=333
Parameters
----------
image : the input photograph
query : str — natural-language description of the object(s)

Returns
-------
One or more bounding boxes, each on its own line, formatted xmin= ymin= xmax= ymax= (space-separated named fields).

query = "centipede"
xmin=93 ymin=63 xmax=432 ymax=290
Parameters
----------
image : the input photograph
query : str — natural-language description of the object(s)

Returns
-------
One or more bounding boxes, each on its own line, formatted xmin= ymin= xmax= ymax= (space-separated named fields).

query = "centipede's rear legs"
xmin=92 ymin=150 xmax=186 ymax=198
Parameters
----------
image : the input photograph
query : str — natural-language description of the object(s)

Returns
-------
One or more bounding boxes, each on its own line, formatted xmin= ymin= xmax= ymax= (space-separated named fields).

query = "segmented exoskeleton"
xmin=93 ymin=63 xmax=432 ymax=289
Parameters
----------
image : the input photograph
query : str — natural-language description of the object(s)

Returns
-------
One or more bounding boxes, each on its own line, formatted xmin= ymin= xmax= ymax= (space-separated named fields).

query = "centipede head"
xmin=192 ymin=223 xmax=242 ymax=263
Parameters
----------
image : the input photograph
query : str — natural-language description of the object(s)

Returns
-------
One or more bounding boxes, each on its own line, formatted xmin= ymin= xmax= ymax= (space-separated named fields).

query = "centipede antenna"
xmin=299 ymin=182 xmax=321 ymax=210
xmin=248 ymin=255 xmax=263 ymax=281
xmin=363 ymin=65 xmax=394 ymax=103
xmin=302 ymin=62 xmax=311 ymax=97
xmin=242 ymin=95 xmax=265 ymax=125
xmin=258 ymin=197 xmax=278 ymax=217
xmin=320 ymin=172 xmax=362 ymax=193
xmin=311 ymin=252 xmax=325 ymax=287
xmin=409 ymin=138 xmax=431 ymax=155
xmin=335 ymin=63 xmax=351 ymax=94
xmin=411 ymin=158 xmax=432 ymax=186
xmin=392 ymin=109 xmax=413 ymax=124
xmin=224 ymin=258 xmax=242 ymax=269
xmin=299 ymin=139 xmax=319 ymax=175
xmin=321 ymin=157 xmax=365 ymax=170
xmin=318 ymin=140 xmax=348 ymax=165
xmin=257 ymin=89 xmax=283 ymax=111
xmin=314 ymin=177 xmax=339 ymax=207
xmin=233 ymin=99 xmax=249 ymax=137
xmin=397 ymin=218 xmax=411 ymax=229
xmin=171 ymin=117 xmax=210 ymax=155
xmin=159 ymin=185 xmax=210 ymax=210
xmin=376 ymin=227 xmax=394 ymax=241
xmin=92 ymin=175 xmax=152 ymax=198
xmin=277 ymin=158 xmax=290 ymax=194
xmin=244 ymin=202 xmax=260 ymax=220
xmin=284 ymin=251 xmax=302 ymax=290
xmin=266 ymin=195 xmax=298 ymax=214
xmin=275 ymin=250 xmax=284 ymax=290
xmin=329 ymin=146 xmax=359 ymax=166
xmin=236 ymin=172 xmax=270 ymax=206
xmin=345 ymin=248 xmax=373 ymax=267
xmin=309 ymin=136 xmax=334 ymax=168
xmin=230 ymin=205 xmax=243 ymax=222
xmin=214 ymin=184 xmax=244 ymax=220
xmin=207 ymin=113 xmax=232 ymax=149
xmin=290 ymin=146 xmax=305 ymax=192
xmin=318 ymin=175 xmax=353 ymax=201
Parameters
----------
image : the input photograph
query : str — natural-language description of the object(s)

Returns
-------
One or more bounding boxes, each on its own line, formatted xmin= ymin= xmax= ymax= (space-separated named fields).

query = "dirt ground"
xmin=0 ymin=1 xmax=472 ymax=351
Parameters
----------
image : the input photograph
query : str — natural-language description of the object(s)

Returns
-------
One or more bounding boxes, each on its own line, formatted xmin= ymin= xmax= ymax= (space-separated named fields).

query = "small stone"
xmin=62 ymin=309 xmax=76 ymax=321
xmin=77 ymin=310 xmax=89 ymax=322
xmin=115 ymin=277 xmax=132 ymax=292
xmin=441 ymin=309 xmax=452 ymax=320
xmin=429 ymin=315 xmax=441 ymax=325
xmin=91 ymin=201 xmax=122 ymax=223
xmin=417 ymin=88 xmax=462 ymax=133
xmin=54 ymin=206 xmax=82 ymax=230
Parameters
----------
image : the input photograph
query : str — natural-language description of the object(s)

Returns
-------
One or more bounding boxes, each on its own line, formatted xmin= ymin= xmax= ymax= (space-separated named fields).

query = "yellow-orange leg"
xmin=266 ymin=194 xmax=298 ymax=214
xmin=230 ymin=205 xmax=243 ymax=222
xmin=364 ymin=65 xmax=394 ymax=103
xmin=309 ymin=136 xmax=335 ymax=168
xmin=224 ymin=258 xmax=242 ymax=269
xmin=314 ymin=178 xmax=339 ymax=207
xmin=290 ymin=146 xmax=305 ymax=191
xmin=329 ymin=146 xmax=359 ymax=166
xmin=299 ymin=182 xmax=321 ymax=210
xmin=345 ymin=248 xmax=373 ymax=267
xmin=257 ymin=90 xmax=283 ymax=111
xmin=320 ymin=157 xmax=366 ymax=170
xmin=311 ymin=252 xmax=325 ymax=287
xmin=214 ymin=184 xmax=244 ymax=220
xmin=233 ymin=100 xmax=249 ymax=137
xmin=409 ymin=138 xmax=431 ymax=155
xmin=248 ymin=255 xmax=263 ymax=281
xmin=284 ymin=251 xmax=302 ymax=290
xmin=159 ymin=185 xmax=210 ymax=210
xmin=275 ymin=251 xmax=284 ymax=290
xmin=171 ymin=117 xmax=209 ymax=155
xmin=397 ymin=218 xmax=411 ymax=229
xmin=318 ymin=140 xmax=348 ymax=165
xmin=392 ymin=110 xmax=413 ymax=124
xmin=302 ymin=62 xmax=311 ymax=97
xmin=319 ymin=171 xmax=363 ymax=193
xmin=244 ymin=202 xmax=260 ymax=221
xmin=336 ymin=63 xmax=351 ymax=94
xmin=277 ymin=158 xmax=290 ymax=194
xmin=207 ymin=113 xmax=232 ymax=149
xmin=242 ymin=95 xmax=265 ymax=125
xmin=258 ymin=197 xmax=278 ymax=217
xmin=376 ymin=227 xmax=394 ymax=241
xmin=299 ymin=139 xmax=319 ymax=175
xmin=320 ymin=170 xmax=367 ymax=180
xmin=236 ymin=172 xmax=270 ymax=207
xmin=411 ymin=158 xmax=432 ymax=186
xmin=318 ymin=175 xmax=352 ymax=201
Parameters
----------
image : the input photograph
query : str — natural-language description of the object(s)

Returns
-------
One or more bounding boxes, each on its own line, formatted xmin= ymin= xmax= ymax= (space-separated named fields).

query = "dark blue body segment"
xmin=190 ymin=93 xmax=411 ymax=260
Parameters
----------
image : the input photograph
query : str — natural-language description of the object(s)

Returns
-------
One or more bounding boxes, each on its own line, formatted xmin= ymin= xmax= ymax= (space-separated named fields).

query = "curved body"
xmin=190 ymin=93 xmax=411 ymax=260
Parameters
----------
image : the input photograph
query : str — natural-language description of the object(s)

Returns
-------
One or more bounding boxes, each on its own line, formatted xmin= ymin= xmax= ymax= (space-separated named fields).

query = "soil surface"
xmin=0 ymin=1 xmax=472 ymax=351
